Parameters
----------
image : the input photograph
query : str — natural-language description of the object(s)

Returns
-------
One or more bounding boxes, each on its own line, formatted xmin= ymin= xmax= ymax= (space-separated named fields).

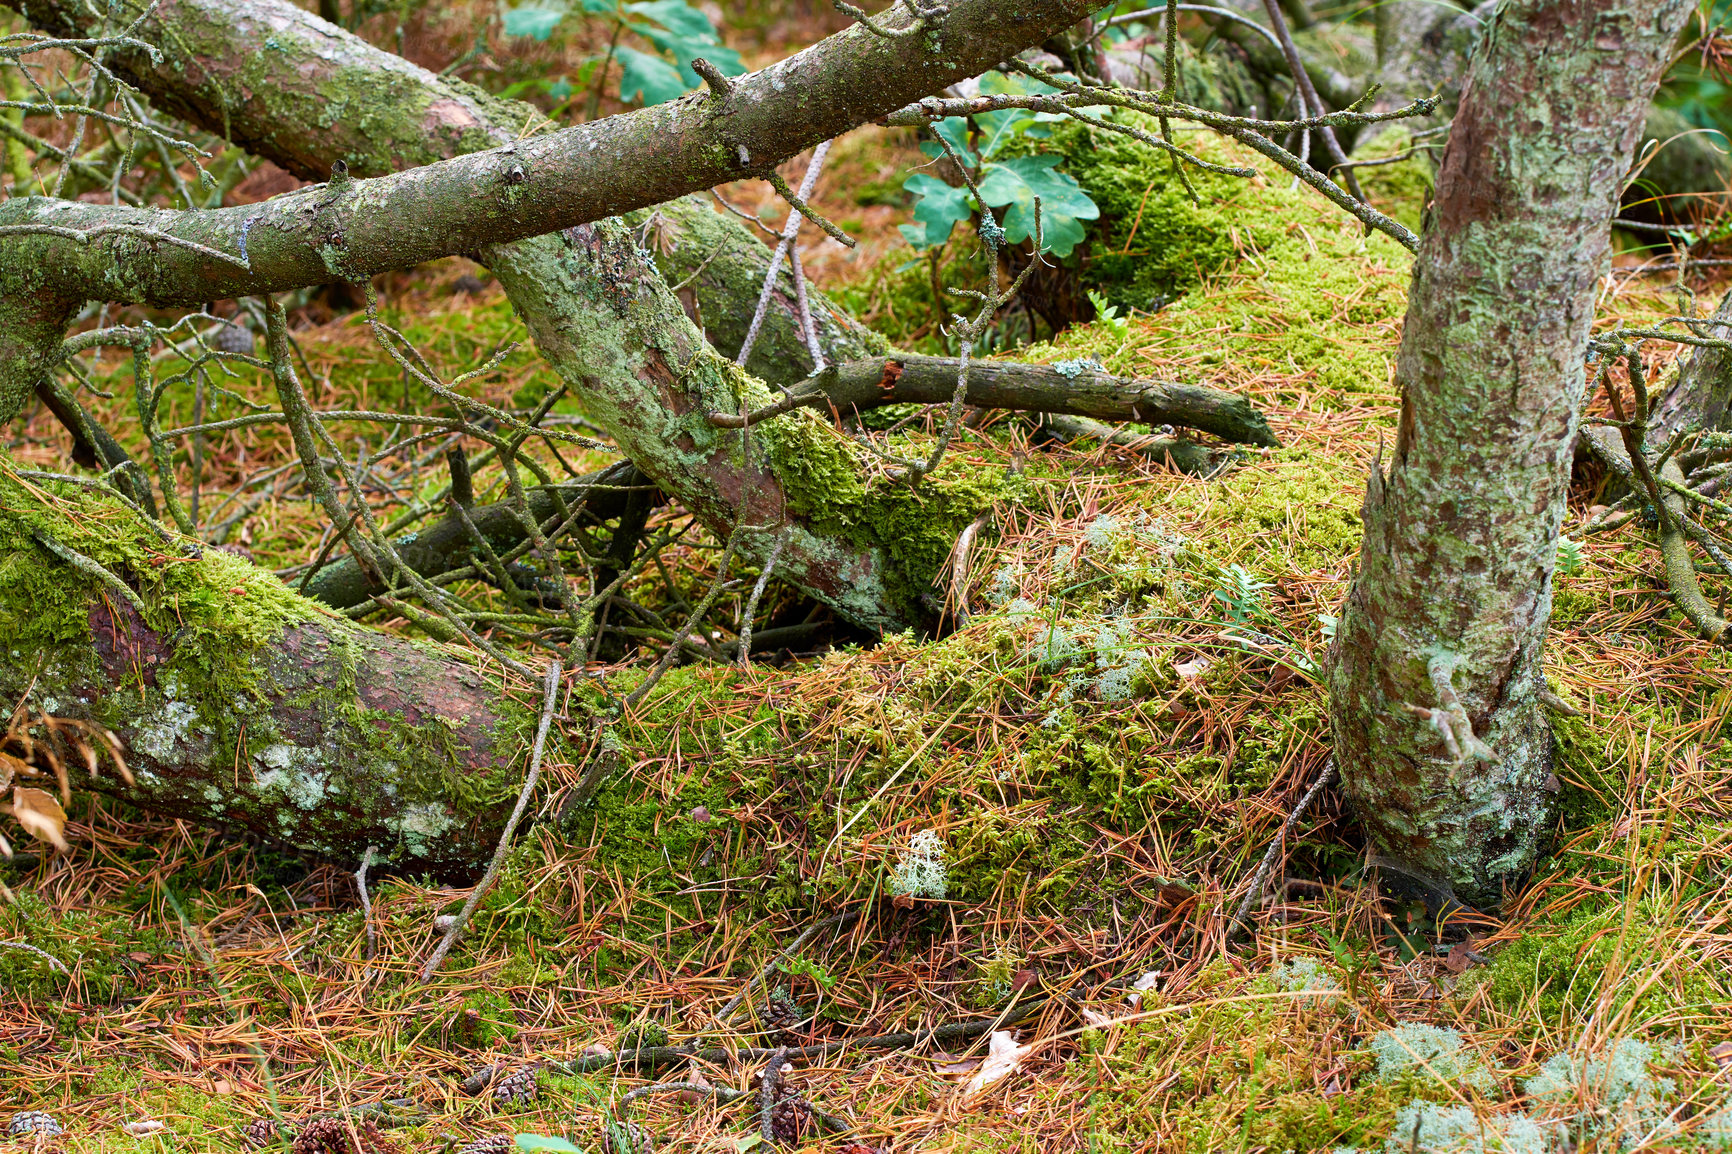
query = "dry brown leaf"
xmin=1445 ymin=942 xmax=1475 ymax=973
xmin=11 ymin=787 xmax=69 ymax=850
xmin=961 ymin=1030 xmax=1030 ymax=1096
xmin=0 ymin=750 xmax=27 ymax=790
xmin=932 ymin=1053 xmax=982 ymax=1078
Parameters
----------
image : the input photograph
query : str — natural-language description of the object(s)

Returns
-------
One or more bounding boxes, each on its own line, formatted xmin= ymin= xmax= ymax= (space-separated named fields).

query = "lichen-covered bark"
xmin=1327 ymin=0 xmax=1693 ymax=907
xmin=626 ymin=197 xmax=888 ymax=383
xmin=0 ymin=0 xmax=1098 ymax=335
xmin=483 ymin=223 xmax=1004 ymax=632
xmin=750 ymin=354 xmax=1280 ymax=445
xmin=1652 ymin=289 xmax=1732 ymax=441
xmin=6 ymin=0 xmax=883 ymax=389
xmin=0 ymin=460 xmax=546 ymax=876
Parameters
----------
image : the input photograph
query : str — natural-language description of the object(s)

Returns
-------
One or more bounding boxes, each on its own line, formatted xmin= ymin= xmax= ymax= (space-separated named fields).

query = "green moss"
xmin=1353 ymin=127 xmax=1435 ymax=237
xmin=1009 ymin=128 xmax=1412 ymax=396
xmin=1021 ymin=973 xmax=1408 ymax=1154
xmin=1476 ymin=896 xmax=1725 ymax=1030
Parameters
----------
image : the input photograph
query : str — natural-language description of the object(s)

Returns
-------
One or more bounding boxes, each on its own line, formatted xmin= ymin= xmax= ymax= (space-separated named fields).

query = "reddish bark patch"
xmin=88 ymin=599 xmax=171 ymax=688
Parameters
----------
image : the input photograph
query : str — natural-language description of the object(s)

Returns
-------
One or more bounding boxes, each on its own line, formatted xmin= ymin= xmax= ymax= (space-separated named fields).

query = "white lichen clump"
xmin=1380 ymin=1103 xmax=1551 ymax=1154
xmin=890 ymin=829 xmax=947 ymax=900
xmin=1368 ymin=1023 xmax=1496 ymax=1092
xmin=1271 ymin=957 xmax=1342 ymax=998
xmin=1525 ymin=1037 xmax=1679 ymax=1146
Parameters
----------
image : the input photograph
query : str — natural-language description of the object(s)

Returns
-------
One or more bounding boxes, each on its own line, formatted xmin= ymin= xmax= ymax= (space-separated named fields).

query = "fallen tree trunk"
xmin=2 ymin=0 xmax=1104 ymax=637
xmin=0 ymin=461 xmax=550 ymax=876
xmin=299 ymin=460 xmax=657 ymax=611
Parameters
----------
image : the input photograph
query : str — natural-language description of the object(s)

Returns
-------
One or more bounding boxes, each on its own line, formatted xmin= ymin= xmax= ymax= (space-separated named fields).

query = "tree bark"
xmin=0 ymin=463 xmax=549 ymax=876
xmin=1327 ymin=0 xmax=1693 ymax=908
xmin=2 ymin=0 xmax=1106 ymax=636
xmin=716 ymin=355 xmax=1280 ymax=447
xmin=0 ymin=0 xmax=1099 ymax=331
xmin=1651 ymin=290 xmax=1732 ymax=442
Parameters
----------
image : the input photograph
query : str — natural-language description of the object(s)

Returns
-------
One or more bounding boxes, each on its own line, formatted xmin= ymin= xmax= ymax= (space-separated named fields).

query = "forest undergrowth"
xmin=2 ymin=108 xmax=1731 ymax=1154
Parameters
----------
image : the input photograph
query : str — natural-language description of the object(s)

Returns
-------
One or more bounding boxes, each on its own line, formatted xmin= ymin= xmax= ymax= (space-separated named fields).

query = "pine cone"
xmin=770 ymin=1096 xmax=814 ymax=1145
xmin=242 ymin=1117 xmax=292 ymax=1149
xmin=213 ymin=322 xmax=255 ymax=356
xmin=6 ymin=1112 xmax=62 ymax=1137
xmin=454 ymin=1137 xmax=514 ymax=1154
xmin=759 ymin=990 xmax=805 ymax=1045
xmin=290 ymin=1117 xmax=399 ymax=1154
xmin=491 ymin=1065 xmax=540 ymax=1107
xmin=599 ymin=1119 xmax=650 ymax=1154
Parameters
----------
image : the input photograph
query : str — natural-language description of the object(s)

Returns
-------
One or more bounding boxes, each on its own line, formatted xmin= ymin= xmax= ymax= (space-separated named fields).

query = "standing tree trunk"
xmin=1328 ymin=0 xmax=1694 ymax=908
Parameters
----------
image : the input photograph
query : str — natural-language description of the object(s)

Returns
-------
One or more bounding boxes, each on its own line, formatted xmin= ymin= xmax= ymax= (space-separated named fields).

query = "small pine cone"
xmin=759 ymin=991 xmax=804 ymax=1045
xmin=291 ymin=1117 xmax=398 ymax=1154
xmin=454 ymin=1137 xmax=514 ymax=1154
xmin=770 ymin=1096 xmax=814 ymax=1145
xmin=242 ymin=1117 xmax=291 ymax=1149
xmin=491 ymin=1065 xmax=540 ymax=1107
xmin=7 ymin=1112 xmax=63 ymax=1137
xmin=599 ymin=1119 xmax=650 ymax=1154
xmin=213 ymin=322 xmax=255 ymax=356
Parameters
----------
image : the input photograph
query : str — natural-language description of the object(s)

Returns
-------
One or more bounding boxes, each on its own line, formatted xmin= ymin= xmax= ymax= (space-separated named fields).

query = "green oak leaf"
xmin=900 ymin=173 xmax=975 ymax=249
xmin=615 ymin=44 xmax=688 ymax=105
xmin=501 ymin=2 xmax=567 ymax=40
xmin=976 ymin=155 xmax=1099 ymax=257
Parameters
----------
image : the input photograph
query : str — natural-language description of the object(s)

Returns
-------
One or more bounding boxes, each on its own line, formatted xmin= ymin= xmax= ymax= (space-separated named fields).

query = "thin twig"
xmin=718 ymin=911 xmax=859 ymax=1025
xmin=355 ymin=845 xmax=378 ymax=963
xmin=738 ymin=141 xmax=832 ymax=367
xmin=1229 ymin=761 xmax=1336 ymax=934
xmin=419 ymin=660 xmax=563 ymax=981
xmin=0 ymin=940 xmax=69 ymax=973
xmin=736 ymin=532 xmax=788 ymax=669
xmin=759 ymin=1046 xmax=788 ymax=1144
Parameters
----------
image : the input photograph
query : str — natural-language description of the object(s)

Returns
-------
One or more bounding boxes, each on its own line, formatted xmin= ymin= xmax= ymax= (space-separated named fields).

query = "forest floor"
xmin=3 ymin=61 xmax=1732 ymax=1154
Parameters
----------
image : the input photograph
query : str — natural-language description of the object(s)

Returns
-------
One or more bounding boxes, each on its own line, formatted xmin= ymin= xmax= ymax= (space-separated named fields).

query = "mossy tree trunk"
xmin=0 ymin=463 xmax=547 ymax=876
xmin=1327 ymin=0 xmax=1694 ymax=908
xmin=0 ymin=0 xmax=1094 ymax=635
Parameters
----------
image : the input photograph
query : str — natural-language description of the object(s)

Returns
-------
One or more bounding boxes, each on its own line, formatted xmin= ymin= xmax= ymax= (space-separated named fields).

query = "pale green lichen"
xmin=1368 ymin=1023 xmax=1497 ymax=1092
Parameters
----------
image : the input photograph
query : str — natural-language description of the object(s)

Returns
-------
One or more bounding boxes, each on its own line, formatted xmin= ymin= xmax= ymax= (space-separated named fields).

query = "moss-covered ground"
xmin=3 ymin=117 xmax=1732 ymax=1154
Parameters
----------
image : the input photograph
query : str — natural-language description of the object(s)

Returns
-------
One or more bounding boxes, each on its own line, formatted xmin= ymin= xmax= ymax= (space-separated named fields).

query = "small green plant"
xmin=783 ymin=955 xmax=838 ymax=990
xmin=498 ymin=0 xmax=743 ymax=108
xmin=514 ymin=1136 xmax=583 ymax=1153
xmin=1211 ymin=564 xmax=1270 ymax=627
xmin=899 ymin=71 xmax=1101 ymax=258
xmin=1088 ymin=290 xmax=1129 ymax=337
xmin=1556 ymin=535 xmax=1585 ymax=576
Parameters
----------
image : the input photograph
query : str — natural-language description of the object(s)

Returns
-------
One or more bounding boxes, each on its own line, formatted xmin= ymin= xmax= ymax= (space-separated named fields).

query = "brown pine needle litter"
xmin=4 ymin=180 xmax=1732 ymax=1153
